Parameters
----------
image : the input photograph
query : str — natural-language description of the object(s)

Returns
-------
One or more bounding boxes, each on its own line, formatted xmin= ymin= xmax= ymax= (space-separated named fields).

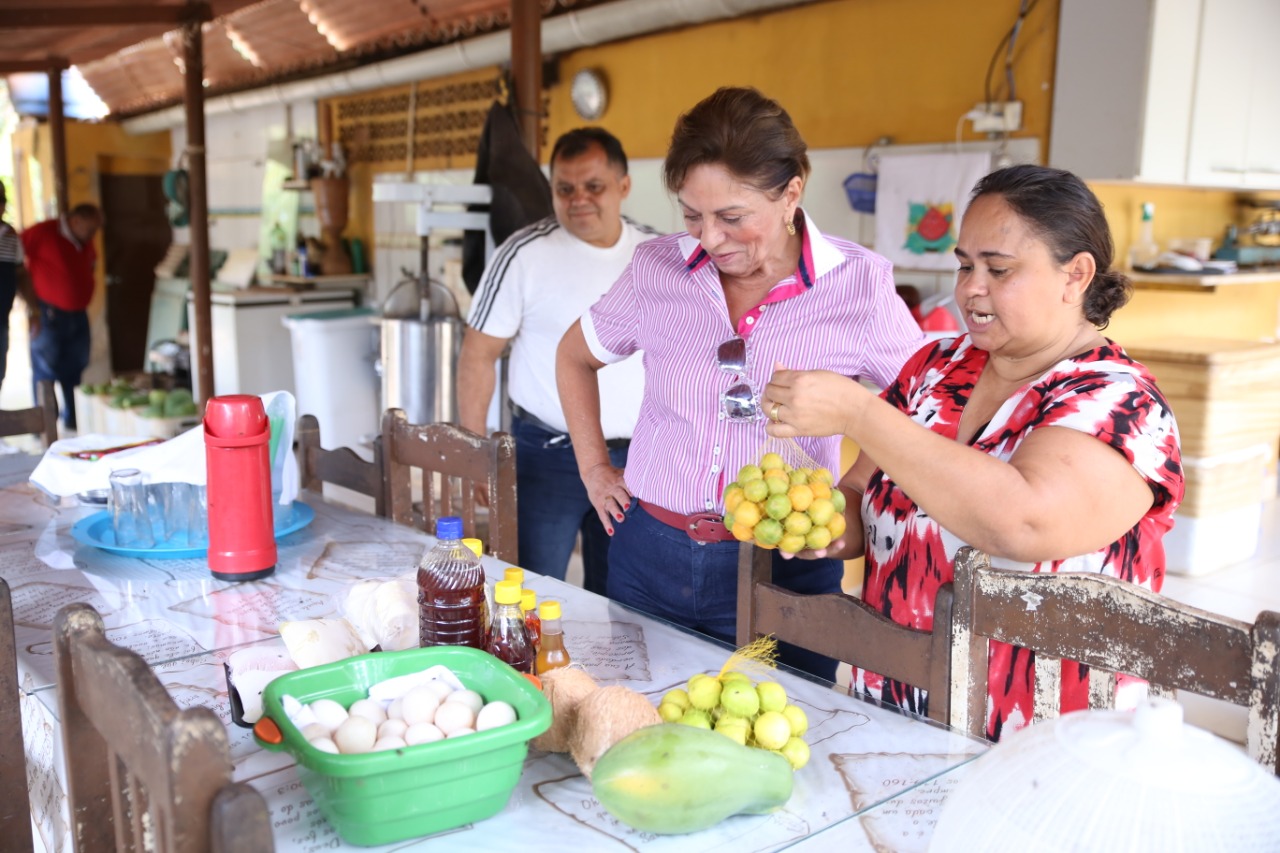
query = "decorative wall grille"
xmin=330 ymin=69 xmax=504 ymax=169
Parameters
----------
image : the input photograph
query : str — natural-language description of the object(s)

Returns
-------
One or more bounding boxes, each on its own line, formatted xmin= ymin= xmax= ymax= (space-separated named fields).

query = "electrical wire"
xmin=984 ymin=0 xmax=1042 ymax=109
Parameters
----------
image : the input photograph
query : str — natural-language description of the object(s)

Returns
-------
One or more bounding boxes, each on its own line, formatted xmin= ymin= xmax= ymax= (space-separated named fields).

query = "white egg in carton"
xmin=280 ymin=663 xmax=520 ymax=755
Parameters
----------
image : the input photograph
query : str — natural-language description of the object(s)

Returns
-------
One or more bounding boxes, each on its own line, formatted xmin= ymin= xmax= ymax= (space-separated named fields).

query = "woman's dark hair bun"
xmin=1084 ymin=269 xmax=1132 ymax=329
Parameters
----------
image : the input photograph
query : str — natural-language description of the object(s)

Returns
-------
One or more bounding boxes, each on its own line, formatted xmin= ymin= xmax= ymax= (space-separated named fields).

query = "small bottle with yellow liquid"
xmin=535 ymin=600 xmax=570 ymax=675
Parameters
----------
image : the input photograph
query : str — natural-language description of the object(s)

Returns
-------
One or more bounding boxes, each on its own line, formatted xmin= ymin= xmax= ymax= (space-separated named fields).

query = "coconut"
xmin=531 ymin=666 xmax=598 ymax=753
xmin=567 ymin=685 xmax=662 ymax=779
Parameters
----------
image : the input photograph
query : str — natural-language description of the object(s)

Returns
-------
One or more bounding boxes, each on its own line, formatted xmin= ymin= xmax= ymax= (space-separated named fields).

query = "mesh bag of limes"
xmin=722 ymin=446 xmax=848 ymax=553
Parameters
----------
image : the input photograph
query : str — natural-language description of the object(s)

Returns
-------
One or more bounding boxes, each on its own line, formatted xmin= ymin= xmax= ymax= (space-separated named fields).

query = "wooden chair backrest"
xmin=381 ymin=408 xmax=518 ymax=563
xmin=296 ymin=413 xmax=386 ymax=516
xmin=950 ymin=546 xmax=1280 ymax=772
xmin=0 ymin=380 xmax=58 ymax=448
xmin=736 ymin=543 xmax=955 ymax=725
xmin=0 ymin=578 xmax=33 ymax=852
xmin=54 ymin=603 xmax=274 ymax=852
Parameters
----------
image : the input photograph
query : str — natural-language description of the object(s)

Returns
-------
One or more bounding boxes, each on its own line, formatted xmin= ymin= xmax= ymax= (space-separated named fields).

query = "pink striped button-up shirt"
xmin=582 ymin=209 xmax=924 ymax=515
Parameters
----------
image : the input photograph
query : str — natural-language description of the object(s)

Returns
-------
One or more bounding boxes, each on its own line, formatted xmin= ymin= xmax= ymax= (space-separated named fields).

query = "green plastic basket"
xmin=256 ymin=646 xmax=552 ymax=846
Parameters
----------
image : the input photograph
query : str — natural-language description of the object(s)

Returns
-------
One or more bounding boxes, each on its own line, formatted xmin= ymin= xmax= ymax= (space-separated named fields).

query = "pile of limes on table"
xmin=722 ymin=453 xmax=846 ymax=553
xmin=658 ymin=672 xmax=812 ymax=769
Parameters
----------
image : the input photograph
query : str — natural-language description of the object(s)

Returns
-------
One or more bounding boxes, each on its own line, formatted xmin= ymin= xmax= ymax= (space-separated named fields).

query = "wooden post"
xmin=46 ymin=62 xmax=68 ymax=218
xmin=510 ymin=0 xmax=541 ymax=161
xmin=182 ymin=17 xmax=214 ymax=405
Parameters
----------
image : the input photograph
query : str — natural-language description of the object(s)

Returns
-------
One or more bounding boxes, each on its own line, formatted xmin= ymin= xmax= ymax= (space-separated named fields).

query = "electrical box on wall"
xmin=970 ymin=101 xmax=1023 ymax=133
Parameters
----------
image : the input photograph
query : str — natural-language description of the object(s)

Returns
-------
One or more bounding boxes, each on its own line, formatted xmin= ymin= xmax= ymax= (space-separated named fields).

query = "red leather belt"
xmin=638 ymin=500 xmax=736 ymax=543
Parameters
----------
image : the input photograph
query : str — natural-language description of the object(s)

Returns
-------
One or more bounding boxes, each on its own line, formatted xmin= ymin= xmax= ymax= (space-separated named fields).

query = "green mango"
xmin=591 ymin=723 xmax=793 ymax=835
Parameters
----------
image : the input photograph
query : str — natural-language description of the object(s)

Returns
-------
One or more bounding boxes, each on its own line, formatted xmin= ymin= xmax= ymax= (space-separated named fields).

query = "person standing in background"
xmin=457 ymin=128 xmax=657 ymax=592
xmin=21 ymin=203 xmax=102 ymax=430
xmin=0 ymin=183 xmax=24 ymax=392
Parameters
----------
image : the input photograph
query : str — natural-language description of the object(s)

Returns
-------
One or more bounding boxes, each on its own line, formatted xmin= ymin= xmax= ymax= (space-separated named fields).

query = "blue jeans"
xmin=0 ymin=264 xmax=14 ymax=387
xmin=30 ymin=303 xmax=89 ymax=429
xmin=608 ymin=502 xmax=843 ymax=682
xmin=512 ymin=414 xmax=629 ymax=593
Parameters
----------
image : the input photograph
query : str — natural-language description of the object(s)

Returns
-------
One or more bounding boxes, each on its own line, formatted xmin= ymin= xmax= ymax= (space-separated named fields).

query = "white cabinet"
xmin=1051 ymin=0 xmax=1280 ymax=189
xmin=1185 ymin=0 xmax=1280 ymax=188
xmin=187 ymin=287 xmax=357 ymax=400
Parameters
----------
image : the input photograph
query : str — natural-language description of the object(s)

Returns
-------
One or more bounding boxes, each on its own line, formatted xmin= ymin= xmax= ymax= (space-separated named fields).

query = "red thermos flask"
xmin=204 ymin=395 xmax=276 ymax=581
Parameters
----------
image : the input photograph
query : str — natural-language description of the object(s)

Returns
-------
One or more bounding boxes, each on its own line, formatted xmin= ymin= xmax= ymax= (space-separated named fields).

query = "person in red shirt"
xmin=20 ymin=204 xmax=102 ymax=430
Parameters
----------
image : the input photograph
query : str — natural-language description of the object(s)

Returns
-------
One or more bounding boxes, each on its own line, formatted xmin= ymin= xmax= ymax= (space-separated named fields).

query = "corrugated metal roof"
xmin=1 ymin=0 xmax=606 ymax=117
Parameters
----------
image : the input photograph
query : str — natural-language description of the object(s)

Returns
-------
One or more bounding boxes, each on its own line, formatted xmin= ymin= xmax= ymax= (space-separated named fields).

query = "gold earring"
xmin=785 ymin=218 xmax=796 ymax=236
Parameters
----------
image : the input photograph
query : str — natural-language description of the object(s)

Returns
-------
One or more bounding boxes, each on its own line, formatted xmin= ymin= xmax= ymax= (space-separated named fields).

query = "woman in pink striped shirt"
xmin=557 ymin=87 xmax=922 ymax=680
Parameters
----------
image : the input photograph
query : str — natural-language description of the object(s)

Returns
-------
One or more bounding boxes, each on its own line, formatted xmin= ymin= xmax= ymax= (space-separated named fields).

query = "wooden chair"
xmin=0 ymin=380 xmax=58 ymax=449
xmin=0 ymin=578 xmax=33 ymax=853
xmin=381 ymin=408 xmax=518 ymax=562
xmin=949 ymin=546 xmax=1280 ymax=772
xmin=54 ymin=603 xmax=274 ymax=852
xmin=296 ymin=413 xmax=386 ymax=516
xmin=736 ymin=543 xmax=955 ymax=725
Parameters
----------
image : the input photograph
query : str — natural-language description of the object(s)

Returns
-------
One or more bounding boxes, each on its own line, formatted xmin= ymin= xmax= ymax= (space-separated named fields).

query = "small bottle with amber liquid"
xmin=485 ymin=579 xmax=534 ymax=673
xmin=535 ymin=600 xmax=570 ymax=675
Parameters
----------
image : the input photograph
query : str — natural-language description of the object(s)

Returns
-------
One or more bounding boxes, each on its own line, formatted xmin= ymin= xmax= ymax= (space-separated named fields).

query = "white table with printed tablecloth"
xmin=1 ymin=453 xmax=986 ymax=852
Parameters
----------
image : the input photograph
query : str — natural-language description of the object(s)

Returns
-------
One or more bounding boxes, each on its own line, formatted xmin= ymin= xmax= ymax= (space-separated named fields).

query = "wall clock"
xmin=571 ymin=69 xmax=608 ymax=121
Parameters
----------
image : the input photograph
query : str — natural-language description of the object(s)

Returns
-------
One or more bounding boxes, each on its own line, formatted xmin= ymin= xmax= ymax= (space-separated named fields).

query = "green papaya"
xmin=591 ymin=723 xmax=793 ymax=835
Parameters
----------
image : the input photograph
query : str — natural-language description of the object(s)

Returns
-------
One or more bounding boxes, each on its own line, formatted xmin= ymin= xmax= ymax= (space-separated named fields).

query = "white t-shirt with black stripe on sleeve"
xmin=467 ymin=215 xmax=658 ymax=440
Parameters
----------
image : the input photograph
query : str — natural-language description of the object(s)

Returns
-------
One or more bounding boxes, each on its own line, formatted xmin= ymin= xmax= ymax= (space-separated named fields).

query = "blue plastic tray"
xmin=71 ymin=501 xmax=315 ymax=559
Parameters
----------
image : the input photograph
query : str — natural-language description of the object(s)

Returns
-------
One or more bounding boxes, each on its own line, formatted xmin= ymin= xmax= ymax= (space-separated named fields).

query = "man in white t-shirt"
xmin=458 ymin=128 xmax=656 ymax=592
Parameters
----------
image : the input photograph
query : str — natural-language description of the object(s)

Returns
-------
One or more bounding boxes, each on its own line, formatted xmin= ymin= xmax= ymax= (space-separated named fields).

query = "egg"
xmin=300 ymin=722 xmax=330 ymax=742
xmin=309 ymin=736 xmax=339 ymax=754
xmin=333 ymin=715 xmax=378 ymax=754
xmin=445 ymin=727 xmax=475 ymax=738
xmin=348 ymin=698 xmax=387 ymax=726
xmin=373 ymin=736 xmax=407 ymax=752
xmin=309 ymin=698 xmax=349 ymax=733
xmin=450 ymin=689 xmax=484 ymax=717
xmin=433 ymin=700 xmax=477 ymax=735
xmin=387 ymin=697 xmax=405 ymax=721
xmin=378 ymin=719 xmax=408 ymax=740
xmin=400 ymin=686 xmax=441 ymax=727
xmin=403 ymin=722 xmax=445 ymax=745
xmin=422 ymin=680 xmax=456 ymax=703
xmin=475 ymin=700 xmax=518 ymax=731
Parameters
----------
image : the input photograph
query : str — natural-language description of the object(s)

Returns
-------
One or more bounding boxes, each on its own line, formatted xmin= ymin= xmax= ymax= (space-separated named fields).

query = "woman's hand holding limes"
xmin=764 ymin=365 xmax=866 ymax=439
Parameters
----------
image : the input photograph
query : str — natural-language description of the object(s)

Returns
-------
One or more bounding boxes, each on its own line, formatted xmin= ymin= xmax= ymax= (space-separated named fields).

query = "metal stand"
xmin=371 ymin=183 xmax=509 ymax=432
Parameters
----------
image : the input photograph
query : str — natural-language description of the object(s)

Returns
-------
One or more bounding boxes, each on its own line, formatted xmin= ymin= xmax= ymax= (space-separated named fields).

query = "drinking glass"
xmin=109 ymin=469 xmax=155 ymax=549
xmin=151 ymin=482 xmax=194 ymax=545
xmin=189 ymin=485 xmax=209 ymax=548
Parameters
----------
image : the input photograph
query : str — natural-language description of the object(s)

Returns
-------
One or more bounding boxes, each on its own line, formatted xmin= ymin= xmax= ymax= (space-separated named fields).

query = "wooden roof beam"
xmin=0 ymin=4 xmax=212 ymax=27
xmin=0 ymin=59 xmax=69 ymax=73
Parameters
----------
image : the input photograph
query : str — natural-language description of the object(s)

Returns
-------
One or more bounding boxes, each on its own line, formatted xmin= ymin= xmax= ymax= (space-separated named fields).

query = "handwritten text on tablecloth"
xmin=563 ymin=620 xmax=650 ymax=682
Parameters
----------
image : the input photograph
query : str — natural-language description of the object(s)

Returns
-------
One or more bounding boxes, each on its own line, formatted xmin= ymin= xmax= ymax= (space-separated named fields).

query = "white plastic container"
xmin=282 ymin=307 xmax=378 ymax=458
xmin=1164 ymin=501 xmax=1263 ymax=576
xmin=932 ymin=698 xmax=1280 ymax=852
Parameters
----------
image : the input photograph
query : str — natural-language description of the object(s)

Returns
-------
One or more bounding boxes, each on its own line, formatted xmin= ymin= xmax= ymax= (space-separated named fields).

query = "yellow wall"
xmin=11 ymin=120 xmax=171 ymax=383
xmin=547 ymin=0 xmax=1058 ymax=159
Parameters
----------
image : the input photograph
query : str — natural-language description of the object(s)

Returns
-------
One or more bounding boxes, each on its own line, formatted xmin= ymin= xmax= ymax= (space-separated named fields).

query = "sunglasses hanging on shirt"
xmin=717 ymin=335 xmax=761 ymax=421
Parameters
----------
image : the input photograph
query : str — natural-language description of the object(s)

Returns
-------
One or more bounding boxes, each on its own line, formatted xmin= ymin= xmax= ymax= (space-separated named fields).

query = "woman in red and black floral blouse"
xmin=763 ymin=164 xmax=1184 ymax=740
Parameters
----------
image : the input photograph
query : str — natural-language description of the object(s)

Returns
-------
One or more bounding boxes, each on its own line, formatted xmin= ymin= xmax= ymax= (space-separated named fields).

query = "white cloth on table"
xmin=29 ymin=391 xmax=299 ymax=505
